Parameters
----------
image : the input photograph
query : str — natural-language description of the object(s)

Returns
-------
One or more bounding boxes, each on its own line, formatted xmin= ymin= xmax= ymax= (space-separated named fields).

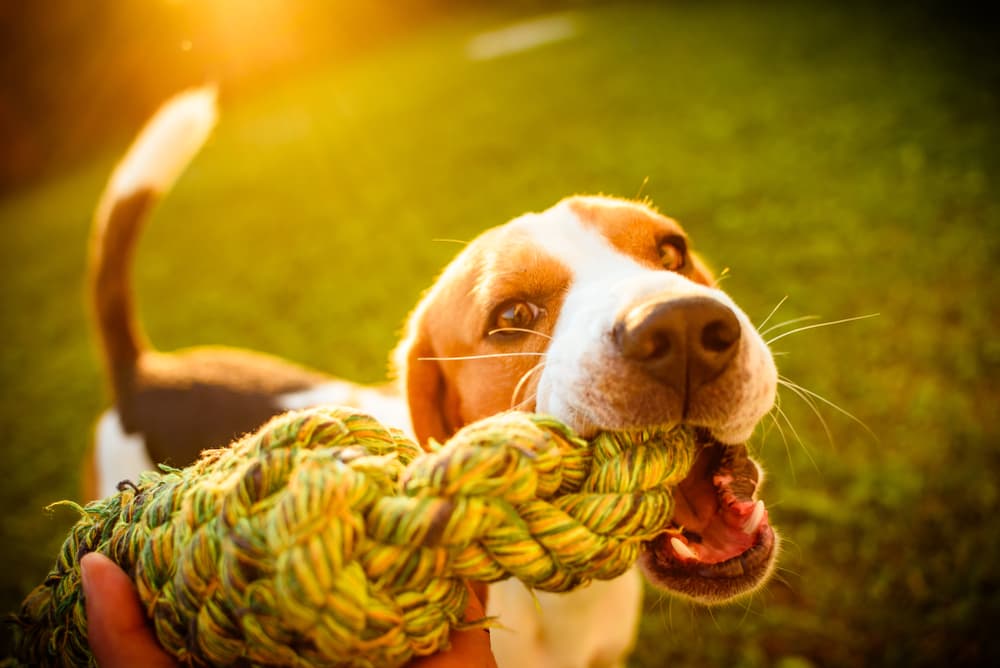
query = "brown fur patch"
xmin=401 ymin=226 xmax=572 ymax=444
xmin=566 ymin=196 xmax=715 ymax=286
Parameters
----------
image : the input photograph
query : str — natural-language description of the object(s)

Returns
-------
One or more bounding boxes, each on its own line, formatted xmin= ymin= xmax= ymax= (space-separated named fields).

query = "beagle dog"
xmin=86 ymin=89 xmax=779 ymax=668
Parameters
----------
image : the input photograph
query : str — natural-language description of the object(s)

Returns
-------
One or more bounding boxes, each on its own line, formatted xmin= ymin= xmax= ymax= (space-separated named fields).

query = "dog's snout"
xmin=614 ymin=296 xmax=741 ymax=395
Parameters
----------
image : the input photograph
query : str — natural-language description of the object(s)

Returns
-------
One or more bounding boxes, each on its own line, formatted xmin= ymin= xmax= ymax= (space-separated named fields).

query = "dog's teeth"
xmin=743 ymin=500 xmax=766 ymax=534
xmin=670 ymin=537 xmax=699 ymax=561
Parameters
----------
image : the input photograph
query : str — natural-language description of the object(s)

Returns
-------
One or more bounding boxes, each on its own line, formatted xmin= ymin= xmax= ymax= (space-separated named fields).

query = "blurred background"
xmin=1 ymin=0 xmax=997 ymax=665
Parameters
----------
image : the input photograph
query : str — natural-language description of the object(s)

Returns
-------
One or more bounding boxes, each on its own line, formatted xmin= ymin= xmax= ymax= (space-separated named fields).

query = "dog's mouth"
xmin=640 ymin=430 xmax=776 ymax=602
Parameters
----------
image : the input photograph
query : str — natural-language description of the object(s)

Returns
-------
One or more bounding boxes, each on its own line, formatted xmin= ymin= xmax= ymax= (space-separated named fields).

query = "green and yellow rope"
xmin=10 ymin=407 xmax=696 ymax=667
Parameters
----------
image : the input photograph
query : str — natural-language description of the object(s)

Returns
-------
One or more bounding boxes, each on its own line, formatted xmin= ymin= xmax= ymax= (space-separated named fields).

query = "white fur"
xmin=94 ymin=409 xmax=157 ymax=499
xmin=488 ymin=568 xmax=641 ymax=668
xmin=486 ymin=199 xmax=777 ymax=667
xmin=522 ymin=200 xmax=776 ymax=444
xmin=105 ymin=87 xmax=217 ymax=206
xmin=481 ymin=204 xmax=655 ymax=668
xmin=87 ymin=88 xmax=772 ymax=667
xmin=277 ymin=381 xmax=411 ymax=435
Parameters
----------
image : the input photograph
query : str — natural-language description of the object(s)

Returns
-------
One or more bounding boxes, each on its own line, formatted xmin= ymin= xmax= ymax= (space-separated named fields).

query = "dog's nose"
xmin=614 ymin=296 xmax=741 ymax=395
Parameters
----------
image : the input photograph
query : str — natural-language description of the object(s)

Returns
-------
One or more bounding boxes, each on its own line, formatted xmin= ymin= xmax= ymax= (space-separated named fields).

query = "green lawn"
xmin=1 ymin=1 xmax=997 ymax=665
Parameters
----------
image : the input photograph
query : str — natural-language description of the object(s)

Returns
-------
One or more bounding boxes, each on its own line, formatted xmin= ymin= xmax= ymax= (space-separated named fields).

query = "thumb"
xmin=80 ymin=552 xmax=178 ymax=668
xmin=409 ymin=581 xmax=497 ymax=667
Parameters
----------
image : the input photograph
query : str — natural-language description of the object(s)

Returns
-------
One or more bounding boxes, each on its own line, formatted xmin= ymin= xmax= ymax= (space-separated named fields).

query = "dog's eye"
xmin=490 ymin=301 xmax=541 ymax=336
xmin=658 ymin=235 xmax=688 ymax=271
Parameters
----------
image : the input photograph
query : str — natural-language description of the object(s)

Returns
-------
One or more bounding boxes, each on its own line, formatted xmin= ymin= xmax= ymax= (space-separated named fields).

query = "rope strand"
xmin=10 ymin=408 xmax=696 ymax=667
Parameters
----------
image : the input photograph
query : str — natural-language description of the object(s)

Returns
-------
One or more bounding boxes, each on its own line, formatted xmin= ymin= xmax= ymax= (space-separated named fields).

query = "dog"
xmin=85 ymin=88 xmax=779 ymax=668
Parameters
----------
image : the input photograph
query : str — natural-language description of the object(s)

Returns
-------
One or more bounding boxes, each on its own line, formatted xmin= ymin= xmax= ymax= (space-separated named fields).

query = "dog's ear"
xmin=394 ymin=309 xmax=461 ymax=447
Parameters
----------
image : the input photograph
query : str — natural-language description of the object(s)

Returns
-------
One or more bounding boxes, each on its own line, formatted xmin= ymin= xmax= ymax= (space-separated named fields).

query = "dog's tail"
xmin=89 ymin=87 xmax=217 ymax=400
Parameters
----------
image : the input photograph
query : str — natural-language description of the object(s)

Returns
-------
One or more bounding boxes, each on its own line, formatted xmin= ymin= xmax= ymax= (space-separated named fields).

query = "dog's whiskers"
xmin=777 ymin=403 xmax=819 ymax=472
xmin=510 ymin=362 xmax=546 ymax=410
xmin=760 ymin=314 xmax=820 ymax=338
xmin=755 ymin=295 xmax=788 ymax=331
xmin=777 ymin=377 xmax=835 ymax=450
xmin=418 ymin=352 xmax=547 ymax=361
xmin=765 ymin=313 xmax=879 ymax=345
xmin=770 ymin=394 xmax=820 ymax=474
xmin=770 ymin=567 xmax=797 ymax=591
xmin=510 ymin=396 xmax=535 ymax=412
xmin=737 ymin=590 xmax=762 ymax=625
xmin=488 ymin=327 xmax=553 ymax=340
xmin=634 ymin=175 xmax=650 ymax=200
xmin=705 ymin=602 xmax=722 ymax=631
xmin=765 ymin=404 xmax=797 ymax=483
xmin=778 ymin=375 xmax=878 ymax=441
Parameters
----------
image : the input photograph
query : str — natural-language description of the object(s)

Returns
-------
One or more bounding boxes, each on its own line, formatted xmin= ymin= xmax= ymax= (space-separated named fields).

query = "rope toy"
xmin=11 ymin=407 xmax=696 ymax=667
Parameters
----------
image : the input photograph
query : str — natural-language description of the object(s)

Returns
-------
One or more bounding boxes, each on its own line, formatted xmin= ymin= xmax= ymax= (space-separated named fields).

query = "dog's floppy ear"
xmin=394 ymin=305 xmax=461 ymax=447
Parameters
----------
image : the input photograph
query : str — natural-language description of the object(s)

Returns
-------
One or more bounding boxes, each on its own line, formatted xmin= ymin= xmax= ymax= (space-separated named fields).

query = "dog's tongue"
xmin=666 ymin=442 xmax=767 ymax=564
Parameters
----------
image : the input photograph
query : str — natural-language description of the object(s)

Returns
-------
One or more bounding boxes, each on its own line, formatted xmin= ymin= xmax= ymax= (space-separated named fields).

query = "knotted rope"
xmin=11 ymin=407 xmax=696 ymax=667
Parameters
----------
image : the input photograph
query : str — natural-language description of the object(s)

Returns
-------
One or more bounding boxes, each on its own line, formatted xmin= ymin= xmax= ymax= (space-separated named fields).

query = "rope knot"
xmin=12 ymin=407 xmax=697 ymax=667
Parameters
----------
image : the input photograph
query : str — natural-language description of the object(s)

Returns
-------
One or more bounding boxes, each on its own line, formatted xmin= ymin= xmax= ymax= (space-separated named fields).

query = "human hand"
xmin=81 ymin=552 xmax=495 ymax=667
xmin=80 ymin=552 xmax=177 ymax=668
xmin=410 ymin=580 xmax=496 ymax=668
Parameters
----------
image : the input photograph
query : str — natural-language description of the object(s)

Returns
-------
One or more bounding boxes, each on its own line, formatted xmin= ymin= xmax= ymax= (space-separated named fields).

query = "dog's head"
xmin=396 ymin=195 xmax=778 ymax=602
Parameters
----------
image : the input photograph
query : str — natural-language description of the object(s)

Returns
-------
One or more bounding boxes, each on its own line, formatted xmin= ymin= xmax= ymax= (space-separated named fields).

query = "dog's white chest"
xmin=487 ymin=568 xmax=642 ymax=668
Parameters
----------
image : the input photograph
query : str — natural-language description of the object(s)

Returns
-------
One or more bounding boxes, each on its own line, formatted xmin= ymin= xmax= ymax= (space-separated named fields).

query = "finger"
xmin=80 ymin=552 xmax=178 ymax=668
xmin=409 ymin=582 xmax=497 ymax=668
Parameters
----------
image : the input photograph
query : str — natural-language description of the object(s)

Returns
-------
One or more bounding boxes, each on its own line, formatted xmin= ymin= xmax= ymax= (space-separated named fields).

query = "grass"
xmin=1 ymin=1 xmax=998 ymax=664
